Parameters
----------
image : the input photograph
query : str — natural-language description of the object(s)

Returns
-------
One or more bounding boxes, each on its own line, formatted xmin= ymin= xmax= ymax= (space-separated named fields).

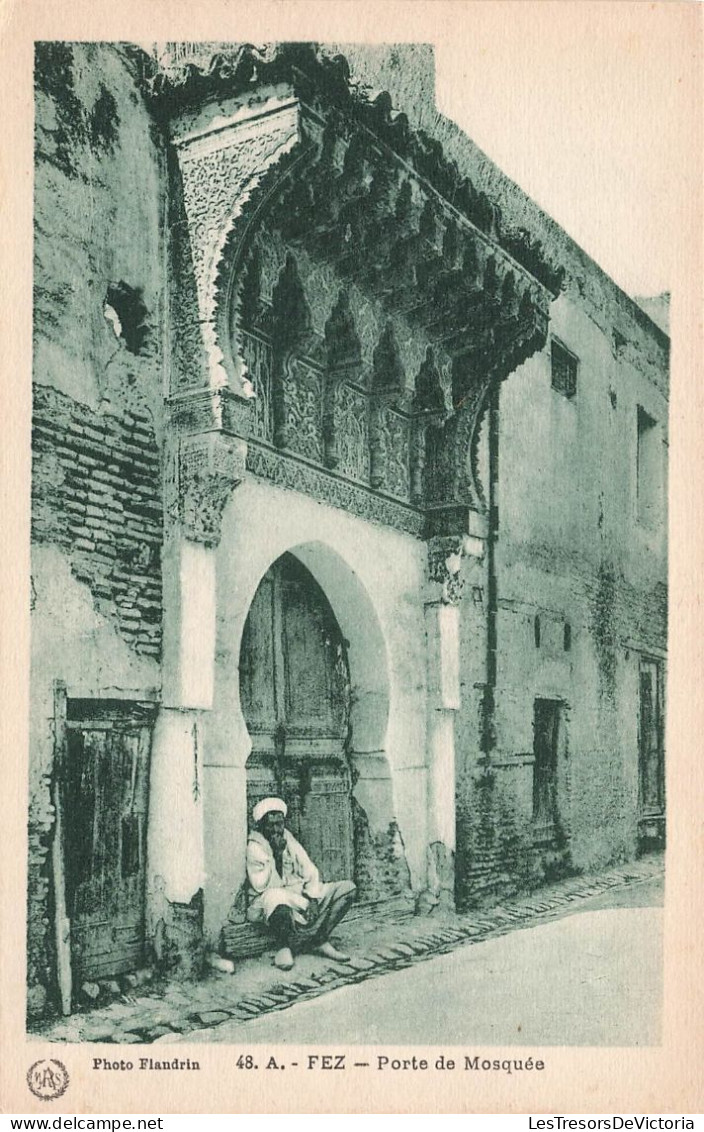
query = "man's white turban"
xmin=252 ymin=797 xmax=288 ymax=824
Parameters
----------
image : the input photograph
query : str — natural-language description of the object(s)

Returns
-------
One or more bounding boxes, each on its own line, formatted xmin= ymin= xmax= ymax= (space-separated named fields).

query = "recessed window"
xmin=551 ymin=339 xmax=578 ymax=399
xmin=613 ymin=329 xmax=627 ymax=357
xmin=104 ymin=282 xmax=149 ymax=355
xmin=534 ymin=615 xmax=541 ymax=648
xmin=637 ymin=406 xmax=662 ymax=527
xmin=563 ymin=622 xmax=572 ymax=651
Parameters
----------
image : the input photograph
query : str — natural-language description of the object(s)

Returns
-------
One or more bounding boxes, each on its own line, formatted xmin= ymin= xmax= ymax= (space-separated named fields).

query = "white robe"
xmin=246 ymin=828 xmax=327 ymax=925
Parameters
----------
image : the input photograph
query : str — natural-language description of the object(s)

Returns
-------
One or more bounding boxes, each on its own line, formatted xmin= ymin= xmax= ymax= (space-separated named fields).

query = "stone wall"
xmin=29 ymin=42 xmax=166 ymax=1018
xmin=455 ymin=289 xmax=667 ymax=905
xmin=28 ymin=41 xmax=669 ymax=1013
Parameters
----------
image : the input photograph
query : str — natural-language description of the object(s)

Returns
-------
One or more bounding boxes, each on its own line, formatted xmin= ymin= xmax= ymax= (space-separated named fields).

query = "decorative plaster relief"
xmin=333 ymin=382 xmax=370 ymax=482
xmin=168 ymin=433 xmax=248 ymax=548
xmin=427 ymin=533 xmax=484 ymax=605
xmin=246 ymin=442 xmax=424 ymax=536
xmin=172 ymin=101 xmax=299 ymax=389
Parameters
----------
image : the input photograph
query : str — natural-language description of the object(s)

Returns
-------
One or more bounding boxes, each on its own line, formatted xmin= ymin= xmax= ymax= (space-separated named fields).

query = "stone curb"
xmin=176 ymin=861 xmax=665 ymax=1038
xmin=39 ymin=854 xmax=664 ymax=1044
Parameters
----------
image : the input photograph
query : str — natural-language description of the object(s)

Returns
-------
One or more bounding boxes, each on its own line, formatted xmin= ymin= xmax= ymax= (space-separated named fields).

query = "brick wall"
xmin=454 ymin=287 xmax=667 ymax=907
xmin=30 ymin=42 xmax=165 ymax=1019
xmin=32 ymin=385 xmax=162 ymax=659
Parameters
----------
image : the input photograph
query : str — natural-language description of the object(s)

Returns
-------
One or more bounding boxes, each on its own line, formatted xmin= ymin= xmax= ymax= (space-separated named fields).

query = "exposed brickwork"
xmin=588 ymin=569 xmax=667 ymax=666
xmin=30 ymin=41 xmax=166 ymax=1023
xmin=28 ymin=41 xmax=669 ymax=1026
xmin=455 ymin=560 xmax=667 ymax=903
xmin=456 ymin=768 xmax=545 ymax=910
xmin=32 ymin=384 xmax=163 ymax=658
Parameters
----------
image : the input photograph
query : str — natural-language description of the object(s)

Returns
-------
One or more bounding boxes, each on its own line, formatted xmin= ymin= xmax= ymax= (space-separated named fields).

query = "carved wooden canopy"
xmin=156 ymin=44 xmax=561 ymax=542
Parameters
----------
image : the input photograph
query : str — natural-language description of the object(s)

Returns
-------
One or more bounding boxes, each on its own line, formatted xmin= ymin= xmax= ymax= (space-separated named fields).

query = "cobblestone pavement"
xmin=33 ymin=853 xmax=664 ymax=1045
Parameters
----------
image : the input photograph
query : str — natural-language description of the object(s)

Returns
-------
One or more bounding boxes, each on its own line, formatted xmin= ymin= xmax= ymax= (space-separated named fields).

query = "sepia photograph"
xmin=2 ymin=0 xmax=702 ymax=1116
xmin=28 ymin=33 xmax=669 ymax=1048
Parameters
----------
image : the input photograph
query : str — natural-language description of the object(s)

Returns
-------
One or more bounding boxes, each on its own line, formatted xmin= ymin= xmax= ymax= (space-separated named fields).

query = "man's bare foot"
xmin=274 ymin=947 xmax=294 ymax=970
xmin=314 ymin=941 xmax=350 ymax=962
xmin=208 ymin=952 xmax=235 ymax=974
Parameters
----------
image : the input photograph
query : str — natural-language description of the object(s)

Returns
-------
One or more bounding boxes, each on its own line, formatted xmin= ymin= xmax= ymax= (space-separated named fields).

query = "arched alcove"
xmin=236 ymin=542 xmax=409 ymax=909
xmin=204 ymin=532 xmax=415 ymax=946
xmin=239 ymin=551 xmax=355 ymax=882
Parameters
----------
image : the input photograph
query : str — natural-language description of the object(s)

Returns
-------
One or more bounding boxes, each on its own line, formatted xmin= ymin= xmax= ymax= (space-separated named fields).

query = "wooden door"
xmin=638 ymin=660 xmax=665 ymax=833
xmin=532 ymin=698 xmax=561 ymax=840
xmin=240 ymin=553 xmax=354 ymax=881
xmin=61 ymin=700 xmax=154 ymax=983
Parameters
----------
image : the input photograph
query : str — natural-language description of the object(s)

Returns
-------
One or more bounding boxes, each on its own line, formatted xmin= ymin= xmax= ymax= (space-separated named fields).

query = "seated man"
xmin=246 ymin=797 xmax=356 ymax=971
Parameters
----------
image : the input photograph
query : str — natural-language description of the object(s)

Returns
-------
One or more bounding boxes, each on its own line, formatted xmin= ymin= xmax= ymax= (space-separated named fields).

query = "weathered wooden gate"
xmin=638 ymin=659 xmax=665 ymax=848
xmin=532 ymin=698 xmax=561 ymax=841
xmin=58 ymin=699 xmax=155 ymax=985
xmin=240 ymin=553 xmax=354 ymax=882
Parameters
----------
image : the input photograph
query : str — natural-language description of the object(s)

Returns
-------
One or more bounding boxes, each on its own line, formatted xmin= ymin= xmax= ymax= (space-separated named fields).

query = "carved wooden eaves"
xmin=167 ymin=83 xmax=555 ymax=535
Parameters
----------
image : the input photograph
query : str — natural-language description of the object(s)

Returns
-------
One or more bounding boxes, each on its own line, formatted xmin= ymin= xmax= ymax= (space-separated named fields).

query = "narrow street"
xmin=183 ymin=876 xmax=663 ymax=1047
xmin=36 ymin=858 xmax=663 ymax=1046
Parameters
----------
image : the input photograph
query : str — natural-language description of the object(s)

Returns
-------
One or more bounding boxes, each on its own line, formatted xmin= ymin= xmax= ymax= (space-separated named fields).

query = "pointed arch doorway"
xmin=239 ymin=552 xmax=354 ymax=882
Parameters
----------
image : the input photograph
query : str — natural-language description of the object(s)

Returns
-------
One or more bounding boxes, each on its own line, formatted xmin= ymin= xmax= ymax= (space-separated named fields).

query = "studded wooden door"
xmin=240 ymin=553 xmax=354 ymax=882
xmin=61 ymin=700 xmax=155 ymax=983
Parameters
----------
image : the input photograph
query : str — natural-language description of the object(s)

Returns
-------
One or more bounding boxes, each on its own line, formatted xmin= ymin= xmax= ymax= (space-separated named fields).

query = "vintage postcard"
xmin=1 ymin=0 xmax=703 ymax=1116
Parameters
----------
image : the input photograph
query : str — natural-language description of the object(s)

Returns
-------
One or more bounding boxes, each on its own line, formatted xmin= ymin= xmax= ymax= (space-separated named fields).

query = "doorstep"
xmin=33 ymin=852 xmax=664 ymax=1046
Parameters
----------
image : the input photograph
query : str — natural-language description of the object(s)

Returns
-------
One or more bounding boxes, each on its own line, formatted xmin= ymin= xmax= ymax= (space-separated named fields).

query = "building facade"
xmin=29 ymin=41 xmax=668 ymax=1020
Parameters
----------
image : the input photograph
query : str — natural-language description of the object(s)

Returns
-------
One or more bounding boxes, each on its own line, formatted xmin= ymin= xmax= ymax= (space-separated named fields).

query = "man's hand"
xmin=303 ymin=897 xmax=319 ymax=924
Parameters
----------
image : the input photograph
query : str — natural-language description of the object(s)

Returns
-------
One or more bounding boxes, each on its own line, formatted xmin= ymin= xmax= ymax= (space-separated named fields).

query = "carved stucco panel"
xmin=166 ymin=433 xmax=248 ymax=548
xmin=283 ymin=359 xmax=324 ymax=462
xmin=266 ymin=233 xmax=433 ymax=394
xmin=334 ymin=382 xmax=370 ymax=483
xmin=245 ymin=443 xmax=423 ymax=536
xmin=242 ymin=332 xmax=273 ymax=441
xmin=381 ymin=406 xmax=410 ymax=501
xmin=254 ymin=227 xmax=288 ymax=307
xmin=178 ymin=116 xmax=298 ymax=317
xmin=174 ymin=107 xmax=299 ymax=387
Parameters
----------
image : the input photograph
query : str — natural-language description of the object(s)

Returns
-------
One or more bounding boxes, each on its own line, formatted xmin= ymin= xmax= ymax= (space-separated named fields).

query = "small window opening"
xmin=563 ymin=622 xmax=572 ymax=651
xmin=534 ymin=614 xmax=541 ymax=648
xmin=104 ymin=282 xmax=149 ymax=355
xmin=637 ymin=406 xmax=661 ymax=527
xmin=551 ymin=339 xmax=578 ymax=399
xmin=613 ymin=329 xmax=627 ymax=357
